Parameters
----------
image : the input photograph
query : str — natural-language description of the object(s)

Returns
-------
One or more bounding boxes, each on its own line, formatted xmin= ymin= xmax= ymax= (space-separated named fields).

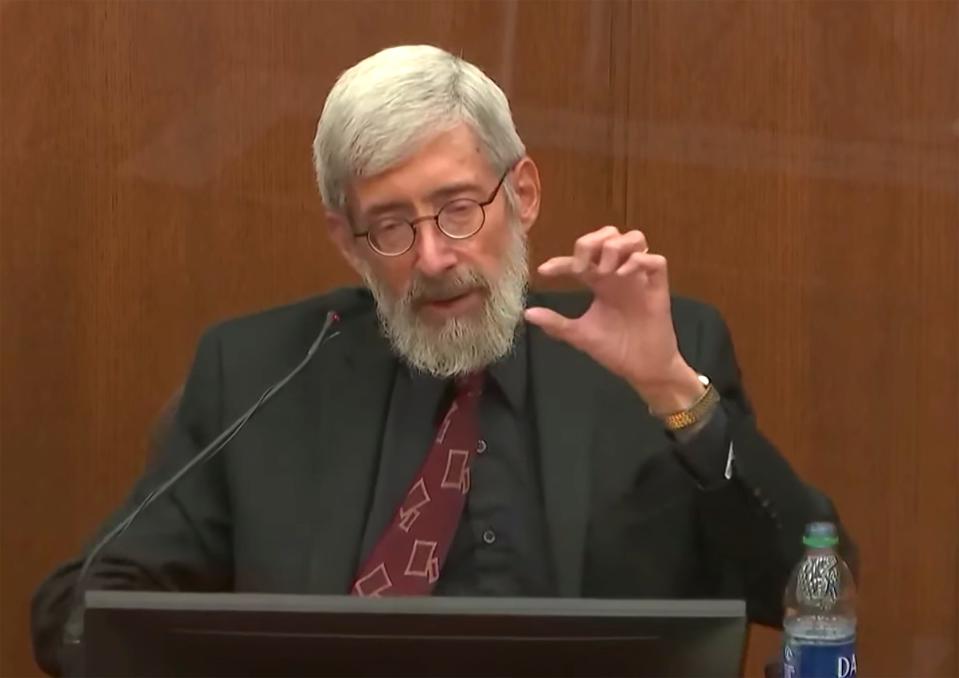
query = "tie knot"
xmin=455 ymin=371 xmax=485 ymax=398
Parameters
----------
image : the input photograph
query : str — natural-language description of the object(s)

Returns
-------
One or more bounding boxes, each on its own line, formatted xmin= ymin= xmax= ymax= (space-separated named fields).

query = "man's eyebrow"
xmin=363 ymin=199 xmax=410 ymax=218
xmin=362 ymin=181 xmax=484 ymax=219
xmin=426 ymin=181 xmax=484 ymax=203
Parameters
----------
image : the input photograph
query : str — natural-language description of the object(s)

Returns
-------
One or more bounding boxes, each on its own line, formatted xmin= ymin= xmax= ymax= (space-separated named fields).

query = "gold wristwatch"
xmin=661 ymin=373 xmax=720 ymax=431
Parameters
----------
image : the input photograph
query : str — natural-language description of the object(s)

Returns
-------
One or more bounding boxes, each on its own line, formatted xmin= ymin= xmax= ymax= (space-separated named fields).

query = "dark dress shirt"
xmin=359 ymin=325 xmax=731 ymax=596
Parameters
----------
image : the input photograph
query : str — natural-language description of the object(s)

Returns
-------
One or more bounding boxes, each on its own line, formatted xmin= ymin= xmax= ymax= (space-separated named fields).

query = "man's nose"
xmin=412 ymin=221 xmax=458 ymax=278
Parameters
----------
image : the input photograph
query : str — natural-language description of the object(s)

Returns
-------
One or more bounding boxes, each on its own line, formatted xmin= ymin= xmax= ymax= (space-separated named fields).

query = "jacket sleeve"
xmin=30 ymin=330 xmax=234 ymax=676
xmin=685 ymin=304 xmax=857 ymax=626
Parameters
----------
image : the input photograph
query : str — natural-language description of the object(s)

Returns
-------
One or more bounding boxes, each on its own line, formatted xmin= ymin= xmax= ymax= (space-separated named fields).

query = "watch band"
xmin=661 ymin=374 xmax=720 ymax=431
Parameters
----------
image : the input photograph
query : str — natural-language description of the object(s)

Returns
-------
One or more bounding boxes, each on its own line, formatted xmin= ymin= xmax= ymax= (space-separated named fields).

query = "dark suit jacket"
xmin=32 ymin=287 xmax=852 ymax=675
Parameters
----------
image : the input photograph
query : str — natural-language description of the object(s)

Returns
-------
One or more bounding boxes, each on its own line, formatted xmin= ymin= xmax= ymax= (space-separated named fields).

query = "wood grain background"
xmin=2 ymin=1 xmax=957 ymax=675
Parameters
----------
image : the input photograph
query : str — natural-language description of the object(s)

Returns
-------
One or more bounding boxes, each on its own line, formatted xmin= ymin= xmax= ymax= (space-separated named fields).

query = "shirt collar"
xmin=401 ymin=324 xmax=528 ymax=412
xmin=486 ymin=324 xmax=527 ymax=412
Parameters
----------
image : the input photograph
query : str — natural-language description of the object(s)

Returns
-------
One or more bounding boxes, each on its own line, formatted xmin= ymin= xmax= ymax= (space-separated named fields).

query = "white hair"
xmin=312 ymin=45 xmax=526 ymax=213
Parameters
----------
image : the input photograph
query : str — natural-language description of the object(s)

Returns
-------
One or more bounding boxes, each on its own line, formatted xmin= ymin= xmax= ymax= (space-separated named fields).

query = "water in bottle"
xmin=782 ymin=521 xmax=857 ymax=678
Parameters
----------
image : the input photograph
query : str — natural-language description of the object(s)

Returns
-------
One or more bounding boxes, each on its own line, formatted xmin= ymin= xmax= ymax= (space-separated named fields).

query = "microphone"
xmin=61 ymin=309 xmax=341 ymax=650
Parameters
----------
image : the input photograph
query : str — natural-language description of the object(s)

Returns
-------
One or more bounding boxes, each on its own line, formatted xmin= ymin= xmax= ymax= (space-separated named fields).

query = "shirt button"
xmin=482 ymin=528 xmax=496 ymax=545
xmin=477 ymin=439 xmax=487 ymax=455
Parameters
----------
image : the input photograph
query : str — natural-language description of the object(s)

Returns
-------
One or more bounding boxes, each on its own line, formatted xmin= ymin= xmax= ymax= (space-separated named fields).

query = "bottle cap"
xmin=803 ymin=521 xmax=839 ymax=548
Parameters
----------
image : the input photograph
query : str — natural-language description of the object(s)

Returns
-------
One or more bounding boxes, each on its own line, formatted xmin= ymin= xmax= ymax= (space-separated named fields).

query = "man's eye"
xmin=445 ymin=202 xmax=473 ymax=216
xmin=372 ymin=221 xmax=406 ymax=234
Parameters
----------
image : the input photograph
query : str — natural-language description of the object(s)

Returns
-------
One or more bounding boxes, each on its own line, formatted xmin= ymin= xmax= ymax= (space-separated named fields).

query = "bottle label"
xmin=783 ymin=638 xmax=856 ymax=678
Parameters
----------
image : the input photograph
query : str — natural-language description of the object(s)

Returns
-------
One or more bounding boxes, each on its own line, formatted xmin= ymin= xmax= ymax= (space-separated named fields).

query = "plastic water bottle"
xmin=782 ymin=522 xmax=857 ymax=678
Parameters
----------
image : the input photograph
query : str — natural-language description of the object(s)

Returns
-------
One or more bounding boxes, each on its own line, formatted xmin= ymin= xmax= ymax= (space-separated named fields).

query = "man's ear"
xmin=325 ymin=210 xmax=364 ymax=274
xmin=510 ymin=156 xmax=541 ymax=234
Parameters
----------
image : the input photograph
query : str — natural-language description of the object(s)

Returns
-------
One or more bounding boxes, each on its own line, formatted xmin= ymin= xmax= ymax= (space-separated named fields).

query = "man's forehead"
xmin=347 ymin=129 xmax=495 ymax=211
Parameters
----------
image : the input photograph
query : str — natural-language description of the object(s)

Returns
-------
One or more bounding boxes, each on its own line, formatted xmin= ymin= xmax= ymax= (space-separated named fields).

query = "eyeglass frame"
xmin=352 ymin=167 xmax=512 ymax=257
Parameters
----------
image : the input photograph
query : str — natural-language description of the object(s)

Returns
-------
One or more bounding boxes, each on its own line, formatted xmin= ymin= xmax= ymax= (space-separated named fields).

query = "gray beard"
xmin=360 ymin=225 xmax=529 ymax=378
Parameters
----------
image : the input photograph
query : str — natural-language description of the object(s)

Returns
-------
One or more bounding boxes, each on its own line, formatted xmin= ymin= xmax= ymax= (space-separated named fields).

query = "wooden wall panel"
xmin=626 ymin=2 xmax=959 ymax=675
xmin=0 ymin=1 xmax=624 ymax=674
xmin=2 ymin=1 xmax=957 ymax=676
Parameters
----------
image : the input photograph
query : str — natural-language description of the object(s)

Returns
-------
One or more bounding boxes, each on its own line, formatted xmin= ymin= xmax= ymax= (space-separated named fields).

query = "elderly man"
xmin=33 ymin=45 xmax=851 ymax=674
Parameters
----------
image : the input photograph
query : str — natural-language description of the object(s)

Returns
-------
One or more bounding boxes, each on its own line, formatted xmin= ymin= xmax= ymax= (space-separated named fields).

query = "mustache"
xmin=404 ymin=268 xmax=489 ymax=306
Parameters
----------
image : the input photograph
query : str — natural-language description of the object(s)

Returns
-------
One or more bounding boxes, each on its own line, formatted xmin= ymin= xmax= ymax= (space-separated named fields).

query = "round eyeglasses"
xmin=353 ymin=168 xmax=510 ymax=257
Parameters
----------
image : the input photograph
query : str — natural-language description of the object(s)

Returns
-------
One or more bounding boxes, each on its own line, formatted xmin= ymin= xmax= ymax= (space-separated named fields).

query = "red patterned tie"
xmin=352 ymin=372 xmax=485 ymax=597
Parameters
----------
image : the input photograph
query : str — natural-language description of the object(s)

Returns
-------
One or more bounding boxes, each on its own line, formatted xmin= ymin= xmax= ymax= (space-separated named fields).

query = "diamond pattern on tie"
xmin=398 ymin=479 xmax=431 ymax=533
xmin=440 ymin=449 xmax=471 ymax=493
xmin=353 ymin=562 xmax=392 ymax=598
xmin=404 ymin=540 xmax=440 ymax=582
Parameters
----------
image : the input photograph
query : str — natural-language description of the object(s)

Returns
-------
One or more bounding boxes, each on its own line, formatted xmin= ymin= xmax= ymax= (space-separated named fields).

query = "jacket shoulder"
xmin=670 ymin=295 xmax=724 ymax=327
xmin=203 ymin=287 xmax=375 ymax=363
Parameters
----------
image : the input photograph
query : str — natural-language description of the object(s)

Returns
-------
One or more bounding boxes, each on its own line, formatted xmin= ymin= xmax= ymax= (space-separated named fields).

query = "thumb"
xmin=524 ymin=307 xmax=580 ymax=344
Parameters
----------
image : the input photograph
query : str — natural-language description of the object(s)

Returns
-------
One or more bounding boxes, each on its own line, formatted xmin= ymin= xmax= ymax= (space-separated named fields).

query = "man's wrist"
xmin=631 ymin=359 xmax=705 ymax=417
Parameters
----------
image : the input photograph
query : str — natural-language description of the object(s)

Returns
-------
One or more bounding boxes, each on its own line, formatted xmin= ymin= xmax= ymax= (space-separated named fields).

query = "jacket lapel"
xmin=304 ymin=307 xmax=397 ymax=593
xmin=528 ymin=291 xmax=602 ymax=597
xmin=298 ymin=289 xmax=604 ymax=596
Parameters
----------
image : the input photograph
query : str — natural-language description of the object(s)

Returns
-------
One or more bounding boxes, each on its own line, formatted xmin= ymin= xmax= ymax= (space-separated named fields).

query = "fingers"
xmin=537 ymin=227 xmax=652 ymax=280
xmin=616 ymin=252 xmax=668 ymax=293
xmin=597 ymin=230 xmax=648 ymax=274
xmin=523 ymin=306 xmax=579 ymax=343
xmin=537 ymin=255 xmax=576 ymax=277
xmin=572 ymin=226 xmax=620 ymax=275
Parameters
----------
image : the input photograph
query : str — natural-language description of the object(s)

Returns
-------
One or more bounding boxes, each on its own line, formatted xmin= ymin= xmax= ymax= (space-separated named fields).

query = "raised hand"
xmin=524 ymin=226 xmax=704 ymax=415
